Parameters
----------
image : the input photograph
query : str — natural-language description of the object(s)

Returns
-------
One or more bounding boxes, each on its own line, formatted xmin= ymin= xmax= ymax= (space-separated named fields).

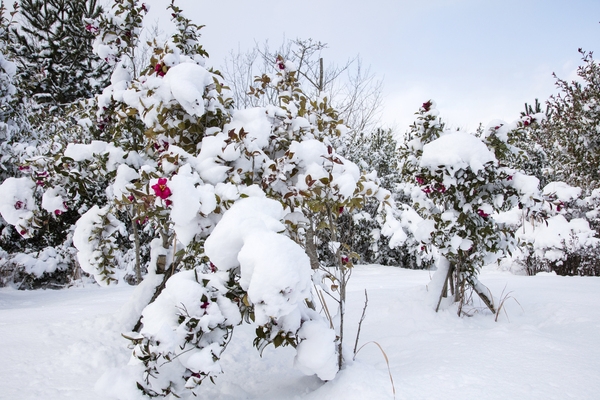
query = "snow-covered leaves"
xmin=73 ymin=205 xmax=125 ymax=285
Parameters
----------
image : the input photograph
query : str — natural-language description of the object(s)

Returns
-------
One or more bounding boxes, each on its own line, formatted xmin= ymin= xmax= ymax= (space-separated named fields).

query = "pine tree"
xmin=11 ymin=0 xmax=109 ymax=105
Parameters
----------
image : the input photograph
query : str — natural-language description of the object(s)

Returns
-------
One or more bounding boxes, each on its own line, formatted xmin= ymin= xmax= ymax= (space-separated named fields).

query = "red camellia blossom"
xmin=422 ymin=186 xmax=432 ymax=194
xmin=154 ymin=63 xmax=166 ymax=77
xmin=477 ymin=209 xmax=490 ymax=218
xmin=416 ymin=176 xmax=426 ymax=185
xmin=422 ymin=100 xmax=432 ymax=112
xmin=14 ymin=201 xmax=23 ymax=210
xmin=338 ymin=206 xmax=344 ymax=214
xmin=54 ymin=209 xmax=62 ymax=216
xmin=152 ymin=178 xmax=172 ymax=200
xmin=153 ymin=140 xmax=170 ymax=153
xmin=341 ymin=255 xmax=349 ymax=264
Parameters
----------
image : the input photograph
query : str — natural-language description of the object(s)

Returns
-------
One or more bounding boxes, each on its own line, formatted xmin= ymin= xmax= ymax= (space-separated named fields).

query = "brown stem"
xmin=353 ymin=289 xmax=368 ymax=356
xmin=435 ymin=263 xmax=454 ymax=313
xmin=131 ymin=214 xmax=141 ymax=285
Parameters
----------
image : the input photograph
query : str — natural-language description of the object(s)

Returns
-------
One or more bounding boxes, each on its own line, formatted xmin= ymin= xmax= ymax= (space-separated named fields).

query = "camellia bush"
xmin=389 ymin=101 xmax=548 ymax=315
xmin=0 ymin=1 xmax=394 ymax=397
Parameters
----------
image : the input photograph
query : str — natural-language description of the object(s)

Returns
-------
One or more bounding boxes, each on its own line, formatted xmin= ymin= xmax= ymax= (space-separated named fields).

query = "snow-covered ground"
xmin=1 ymin=265 xmax=599 ymax=399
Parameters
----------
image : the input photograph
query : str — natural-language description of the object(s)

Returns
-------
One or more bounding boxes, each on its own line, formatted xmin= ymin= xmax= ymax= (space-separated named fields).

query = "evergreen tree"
xmin=341 ymin=128 xmax=414 ymax=266
xmin=11 ymin=0 xmax=109 ymax=104
xmin=535 ymin=49 xmax=600 ymax=193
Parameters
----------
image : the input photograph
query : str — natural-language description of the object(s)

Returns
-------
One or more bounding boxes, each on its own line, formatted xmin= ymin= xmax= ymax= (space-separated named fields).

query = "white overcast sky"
xmin=144 ymin=0 xmax=600 ymax=132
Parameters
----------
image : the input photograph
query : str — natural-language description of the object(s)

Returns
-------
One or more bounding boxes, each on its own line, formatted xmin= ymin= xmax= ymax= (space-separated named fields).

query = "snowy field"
xmin=1 ymin=265 xmax=599 ymax=400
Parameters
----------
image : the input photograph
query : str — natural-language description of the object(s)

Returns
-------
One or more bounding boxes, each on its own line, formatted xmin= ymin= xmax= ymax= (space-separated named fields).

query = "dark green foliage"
xmin=534 ymin=49 xmax=600 ymax=193
xmin=11 ymin=0 xmax=109 ymax=104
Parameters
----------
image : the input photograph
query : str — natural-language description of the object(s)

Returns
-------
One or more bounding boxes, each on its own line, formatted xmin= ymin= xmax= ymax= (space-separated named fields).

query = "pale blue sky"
xmin=145 ymin=0 xmax=600 ymax=132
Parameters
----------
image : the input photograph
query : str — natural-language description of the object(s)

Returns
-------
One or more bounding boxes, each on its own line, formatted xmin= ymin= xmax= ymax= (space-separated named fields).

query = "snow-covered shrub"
xmin=502 ymin=181 xmax=600 ymax=276
xmin=392 ymin=101 xmax=539 ymax=314
xmin=504 ymin=51 xmax=600 ymax=276
xmin=125 ymin=265 xmax=241 ymax=397
xmin=57 ymin=2 xmax=393 ymax=394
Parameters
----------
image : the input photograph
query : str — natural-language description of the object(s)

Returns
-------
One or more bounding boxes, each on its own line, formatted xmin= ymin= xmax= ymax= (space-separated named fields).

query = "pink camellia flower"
xmin=201 ymin=301 xmax=210 ymax=310
xmin=85 ymin=24 xmax=98 ymax=34
xmin=557 ymin=201 xmax=564 ymax=212
xmin=152 ymin=178 xmax=172 ymax=200
xmin=14 ymin=201 xmax=23 ymax=210
xmin=422 ymin=186 xmax=432 ymax=194
xmin=436 ymin=183 xmax=446 ymax=193
xmin=477 ymin=209 xmax=490 ymax=218
xmin=19 ymin=229 xmax=27 ymax=236
xmin=507 ymin=175 xmax=513 ymax=181
xmin=416 ymin=176 xmax=426 ymax=185
xmin=54 ymin=209 xmax=62 ymax=216
xmin=209 ymin=262 xmax=217 ymax=273
xmin=18 ymin=165 xmax=29 ymax=171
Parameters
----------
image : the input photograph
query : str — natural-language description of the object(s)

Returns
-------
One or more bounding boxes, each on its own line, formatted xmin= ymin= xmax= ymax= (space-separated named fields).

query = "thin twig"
xmin=353 ymin=289 xmax=368 ymax=355
xmin=314 ymin=285 xmax=334 ymax=329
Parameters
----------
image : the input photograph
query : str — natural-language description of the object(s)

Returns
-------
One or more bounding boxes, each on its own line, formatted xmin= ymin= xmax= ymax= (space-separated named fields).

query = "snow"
xmin=110 ymin=164 xmax=139 ymax=201
xmin=162 ymin=62 xmax=213 ymax=117
xmin=225 ymin=107 xmax=273 ymax=151
xmin=0 ymin=176 xmax=36 ymax=229
xmin=64 ymin=141 xmax=127 ymax=172
xmin=543 ymin=181 xmax=582 ymax=202
xmin=518 ymin=215 xmax=598 ymax=263
xmin=41 ymin=186 xmax=67 ymax=214
xmin=2 ymin=265 xmax=600 ymax=399
xmin=420 ymin=131 xmax=496 ymax=173
xmin=11 ymin=247 xmax=65 ymax=277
